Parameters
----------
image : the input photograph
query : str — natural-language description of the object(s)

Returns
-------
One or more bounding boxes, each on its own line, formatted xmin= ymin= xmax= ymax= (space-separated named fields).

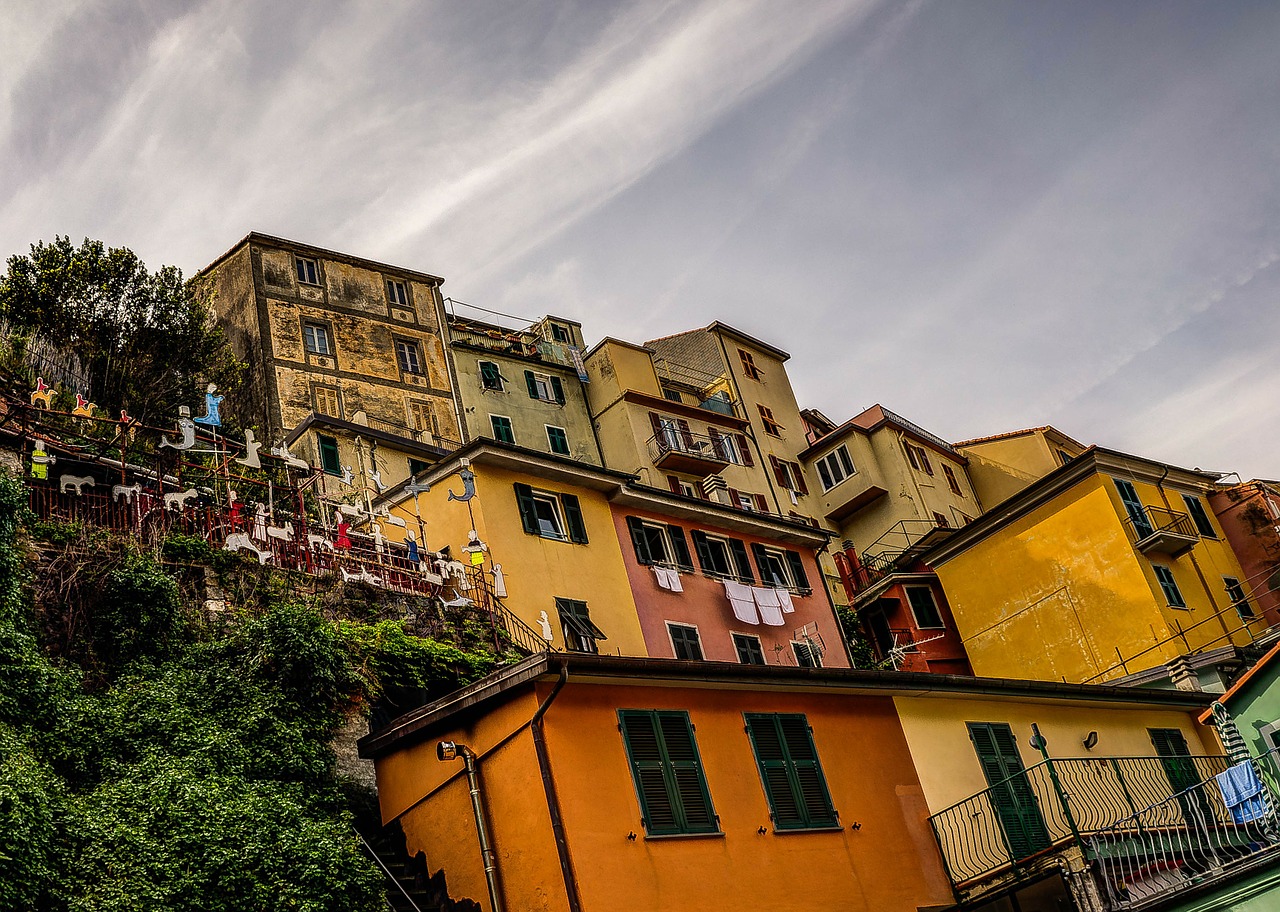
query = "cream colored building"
xmin=956 ymin=425 xmax=1089 ymax=509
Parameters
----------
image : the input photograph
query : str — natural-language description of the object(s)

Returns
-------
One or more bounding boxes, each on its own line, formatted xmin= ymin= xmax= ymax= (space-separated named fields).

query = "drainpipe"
xmin=437 ymin=741 xmax=504 ymax=912
xmin=530 ymin=664 xmax=581 ymax=912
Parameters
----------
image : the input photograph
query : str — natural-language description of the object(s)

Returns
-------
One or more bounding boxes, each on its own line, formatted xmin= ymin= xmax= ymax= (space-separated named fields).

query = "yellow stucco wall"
xmin=894 ymin=694 xmax=1218 ymax=813
xmin=958 ymin=433 xmax=1065 ymax=510
xmin=386 ymin=462 xmax=650 ymax=657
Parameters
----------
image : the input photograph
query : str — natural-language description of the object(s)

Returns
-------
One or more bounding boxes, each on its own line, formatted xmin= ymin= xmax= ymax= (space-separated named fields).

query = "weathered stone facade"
xmin=200 ymin=233 xmax=462 ymax=450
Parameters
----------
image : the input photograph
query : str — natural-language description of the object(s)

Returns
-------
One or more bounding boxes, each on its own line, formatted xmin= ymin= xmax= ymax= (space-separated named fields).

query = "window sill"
xmin=643 ymin=831 xmax=724 ymax=842
xmin=771 ymin=825 xmax=844 ymax=835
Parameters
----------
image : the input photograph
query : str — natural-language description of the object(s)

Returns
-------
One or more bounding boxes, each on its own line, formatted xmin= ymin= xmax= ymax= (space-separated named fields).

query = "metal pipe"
xmin=530 ymin=664 xmax=581 ymax=912
xmin=437 ymin=741 xmax=503 ymax=912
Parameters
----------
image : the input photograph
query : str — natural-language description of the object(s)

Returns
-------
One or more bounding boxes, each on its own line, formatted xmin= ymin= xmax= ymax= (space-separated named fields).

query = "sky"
xmin=3 ymin=1 xmax=1278 ymax=479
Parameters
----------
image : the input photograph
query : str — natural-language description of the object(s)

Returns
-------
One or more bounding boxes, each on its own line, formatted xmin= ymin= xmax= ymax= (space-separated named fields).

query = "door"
xmin=1150 ymin=728 xmax=1212 ymax=826
xmin=1115 ymin=479 xmax=1154 ymax=538
xmin=968 ymin=722 xmax=1052 ymax=861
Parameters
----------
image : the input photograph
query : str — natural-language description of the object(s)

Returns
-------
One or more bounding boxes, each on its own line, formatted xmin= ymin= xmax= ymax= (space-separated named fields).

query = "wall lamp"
xmin=436 ymin=741 xmax=503 ymax=912
xmin=1083 ymin=731 xmax=1099 ymax=750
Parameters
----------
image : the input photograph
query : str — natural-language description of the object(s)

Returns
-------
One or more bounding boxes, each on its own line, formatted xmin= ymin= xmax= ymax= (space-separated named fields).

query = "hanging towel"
xmin=725 ymin=580 xmax=759 ymax=625
xmin=656 ymin=567 xmax=683 ymax=593
xmin=653 ymin=566 xmax=673 ymax=591
xmin=753 ymin=586 xmax=786 ymax=626
xmin=1216 ymin=761 xmax=1268 ymax=824
xmin=775 ymin=588 xmax=795 ymax=614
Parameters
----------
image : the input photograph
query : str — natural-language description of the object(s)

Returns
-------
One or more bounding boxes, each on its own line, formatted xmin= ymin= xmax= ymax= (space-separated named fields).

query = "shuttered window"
xmin=1183 ymin=495 xmax=1217 ymax=538
xmin=618 ymin=710 xmax=718 ymax=836
xmin=744 ymin=713 xmax=837 ymax=830
xmin=967 ymin=722 xmax=1050 ymax=860
xmin=1153 ymin=565 xmax=1187 ymax=608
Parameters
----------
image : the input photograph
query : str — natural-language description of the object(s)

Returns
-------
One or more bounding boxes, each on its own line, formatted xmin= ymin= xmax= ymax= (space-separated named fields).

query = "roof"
xmin=643 ymin=322 xmax=791 ymax=362
xmin=954 ymin=425 xmax=1086 ymax=450
xmin=1198 ymin=641 xmax=1280 ymax=723
xmin=196 ymin=231 xmax=446 ymax=285
xmin=358 ymin=651 xmax=1215 ymax=759
xmin=799 ymin=404 xmax=963 ymax=461
xmin=285 ymin=412 xmax=455 ymax=456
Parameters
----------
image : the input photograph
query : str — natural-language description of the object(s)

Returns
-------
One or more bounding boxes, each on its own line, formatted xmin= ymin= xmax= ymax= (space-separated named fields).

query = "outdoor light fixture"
xmin=435 ymin=740 xmax=503 ymax=912
xmin=1083 ymin=731 xmax=1099 ymax=750
xmin=436 ymin=740 xmax=460 ymax=762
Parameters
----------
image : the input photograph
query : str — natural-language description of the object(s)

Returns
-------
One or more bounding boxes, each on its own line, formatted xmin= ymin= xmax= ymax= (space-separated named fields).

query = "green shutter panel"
xmin=561 ymin=494 xmax=588 ymax=543
xmin=690 ymin=531 xmax=714 ymax=573
xmin=1115 ymin=479 xmax=1153 ymax=537
xmin=967 ymin=723 xmax=1050 ymax=860
xmin=728 ymin=539 xmax=755 ymax=583
xmin=667 ymin=526 xmax=693 ymax=571
xmin=750 ymin=543 xmax=772 ymax=582
xmin=619 ymin=711 xmax=679 ymax=834
xmin=657 ymin=713 xmax=716 ymax=831
xmin=550 ymin=375 xmax=565 ymax=405
xmin=778 ymin=715 xmax=837 ymax=827
xmin=746 ymin=714 xmax=803 ymax=827
xmin=514 ymin=483 xmax=539 ymax=535
xmin=626 ymin=516 xmax=653 ymax=564
xmin=525 ymin=370 xmax=539 ymax=398
xmin=784 ymin=550 xmax=809 ymax=590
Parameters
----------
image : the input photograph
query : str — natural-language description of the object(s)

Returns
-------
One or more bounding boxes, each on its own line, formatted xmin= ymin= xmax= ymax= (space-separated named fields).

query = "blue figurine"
xmin=195 ymin=383 xmax=224 ymax=427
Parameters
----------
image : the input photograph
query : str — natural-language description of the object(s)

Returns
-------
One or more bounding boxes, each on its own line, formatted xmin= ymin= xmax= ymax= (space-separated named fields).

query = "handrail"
xmin=358 ymin=831 xmax=426 ymax=912
xmin=1121 ymin=505 xmax=1198 ymax=545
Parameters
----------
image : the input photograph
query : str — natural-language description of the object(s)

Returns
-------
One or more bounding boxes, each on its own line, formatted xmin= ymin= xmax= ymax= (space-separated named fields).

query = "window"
xmin=792 ymin=641 xmax=823 ymax=668
xmin=739 ymin=349 xmax=763 ymax=380
xmin=515 ymin=483 xmax=588 ymax=543
xmin=690 ymin=531 xmax=754 ymax=581
xmin=1115 ymin=479 xmax=1153 ymax=537
xmin=750 ymin=544 xmax=810 ymax=593
xmin=1225 ymin=577 xmax=1254 ymax=619
xmin=546 ymin=426 xmax=570 ymax=456
xmin=408 ymin=400 xmax=439 ymax=437
xmin=408 ymin=458 xmax=430 ymax=478
xmin=550 ymin=323 xmax=571 ymax=344
xmin=904 ymin=442 xmax=933 ymax=475
xmin=662 ymin=388 xmax=683 ymax=403
xmin=625 ymin=517 xmax=693 ymax=570
xmin=744 ymin=713 xmax=837 ymax=830
xmin=668 ymin=476 xmax=703 ymax=500
xmin=733 ymin=633 xmax=766 ymax=665
xmin=1056 ymin=449 xmax=1073 ymax=466
xmin=1183 ymin=495 xmax=1217 ymax=538
xmin=1153 ymin=565 xmax=1187 ymax=608
xmin=386 ymin=279 xmax=408 ymax=307
xmin=395 ymin=339 xmax=423 ymax=375
xmin=490 ymin=415 xmax=515 ymax=445
xmin=668 ymin=624 xmax=703 ymax=661
xmin=295 ymin=256 xmax=319 ymax=285
xmin=618 ymin=710 xmax=717 ymax=836
xmin=769 ymin=456 xmax=809 ymax=495
xmin=313 ymin=385 xmax=340 ymax=417
xmin=815 ymin=446 xmax=855 ymax=491
xmin=905 ymin=586 xmax=944 ymax=629
xmin=735 ymin=491 xmax=756 ymax=512
xmin=557 ymin=598 xmax=605 ymax=653
xmin=317 ymin=434 xmax=341 ymax=476
xmin=932 ymin=512 xmax=950 ymax=529
xmin=943 ymin=465 xmax=962 ymax=496
xmin=303 ymin=322 xmax=332 ymax=356
xmin=478 ymin=361 xmax=505 ymax=391
xmin=525 ymin=370 xmax=565 ymax=404
xmin=758 ymin=405 xmax=783 ymax=436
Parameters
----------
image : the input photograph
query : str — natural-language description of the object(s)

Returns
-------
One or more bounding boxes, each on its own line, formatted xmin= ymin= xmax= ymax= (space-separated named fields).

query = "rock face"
xmin=332 ymin=714 xmax=377 ymax=790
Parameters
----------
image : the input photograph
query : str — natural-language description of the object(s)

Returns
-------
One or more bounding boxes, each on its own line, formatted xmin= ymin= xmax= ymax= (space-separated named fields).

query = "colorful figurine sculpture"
xmin=194 ymin=383 xmax=224 ymax=427
xmin=30 ymin=443 xmax=55 ymax=480
xmin=160 ymin=407 xmax=196 ymax=450
xmin=72 ymin=393 xmax=98 ymax=418
xmin=447 ymin=466 xmax=476 ymax=502
xmin=30 ymin=378 xmax=54 ymax=409
xmin=236 ymin=429 xmax=262 ymax=468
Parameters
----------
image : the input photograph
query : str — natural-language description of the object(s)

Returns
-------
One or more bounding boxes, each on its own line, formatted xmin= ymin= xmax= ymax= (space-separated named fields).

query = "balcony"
xmin=652 ymin=357 xmax=740 ymax=418
xmin=1123 ymin=506 xmax=1199 ymax=558
xmin=929 ymin=748 xmax=1280 ymax=909
xmin=648 ymin=429 xmax=732 ymax=477
xmin=449 ymin=321 xmax=578 ymax=369
xmin=843 ymin=519 xmax=952 ymax=594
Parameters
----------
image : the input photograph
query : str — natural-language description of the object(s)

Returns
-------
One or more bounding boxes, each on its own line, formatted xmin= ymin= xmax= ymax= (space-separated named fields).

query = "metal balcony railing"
xmin=362 ymin=413 xmax=462 ymax=452
xmin=449 ymin=322 xmax=578 ymax=369
xmin=652 ymin=358 xmax=739 ymax=417
xmin=1121 ymin=506 xmax=1199 ymax=556
xmin=647 ymin=429 xmax=734 ymax=467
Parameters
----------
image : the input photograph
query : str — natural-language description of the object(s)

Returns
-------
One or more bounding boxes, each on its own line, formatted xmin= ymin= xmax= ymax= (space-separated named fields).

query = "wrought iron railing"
xmin=652 ymin=358 xmax=739 ymax=417
xmin=449 ymin=322 xmax=578 ymax=369
xmin=929 ymin=754 xmax=1232 ymax=894
xmin=1088 ymin=747 xmax=1280 ymax=909
xmin=1121 ymin=505 xmax=1198 ymax=546
xmin=647 ymin=429 xmax=733 ymax=465
xmin=362 ymin=413 xmax=462 ymax=452
xmin=878 ymin=406 xmax=962 ymax=457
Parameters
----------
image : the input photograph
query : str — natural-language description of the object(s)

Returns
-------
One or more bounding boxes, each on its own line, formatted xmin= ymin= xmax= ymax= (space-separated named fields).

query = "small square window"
xmin=525 ymin=370 xmax=564 ymax=403
xmin=490 ymin=415 xmax=515 ymax=445
xmin=304 ymin=322 xmax=332 ymax=356
xmin=739 ymin=349 xmax=763 ymax=380
xmin=758 ymin=405 xmax=783 ymax=436
xmin=755 ymin=546 xmax=793 ymax=588
xmin=386 ymin=279 xmax=408 ymax=307
xmin=546 ymin=426 xmax=570 ymax=456
xmin=296 ymin=256 xmax=320 ymax=285
xmin=550 ymin=323 xmax=571 ymax=344
xmin=479 ymin=361 xmax=505 ymax=391
xmin=515 ymin=484 xmax=588 ymax=544
xmin=733 ymin=633 xmax=766 ymax=665
xmin=317 ymin=434 xmax=341 ymax=476
xmin=815 ymin=445 xmax=855 ymax=491
xmin=668 ymin=623 xmax=703 ymax=661
xmin=396 ymin=339 xmax=423 ymax=375
xmin=662 ymin=387 xmax=683 ymax=403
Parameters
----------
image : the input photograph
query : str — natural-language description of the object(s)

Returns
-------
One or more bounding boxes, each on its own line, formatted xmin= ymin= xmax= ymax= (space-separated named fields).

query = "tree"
xmin=0 ymin=236 xmax=240 ymax=427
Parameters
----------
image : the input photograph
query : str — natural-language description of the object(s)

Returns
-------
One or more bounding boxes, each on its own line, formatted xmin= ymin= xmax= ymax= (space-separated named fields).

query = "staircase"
xmin=359 ymin=821 xmax=480 ymax=912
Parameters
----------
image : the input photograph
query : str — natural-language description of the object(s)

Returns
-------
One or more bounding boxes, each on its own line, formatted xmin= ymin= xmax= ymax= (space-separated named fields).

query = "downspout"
xmin=530 ymin=664 xmax=581 ymax=912
xmin=437 ymin=741 xmax=504 ymax=912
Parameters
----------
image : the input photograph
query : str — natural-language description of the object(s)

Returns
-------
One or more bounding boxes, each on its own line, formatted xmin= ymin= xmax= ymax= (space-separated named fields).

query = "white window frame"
xmin=667 ymin=622 xmax=704 ymax=661
xmin=490 ymin=414 xmax=515 ymax=445
xmin=755 ymin=546 xmax=794 ymax=589
xmin=479 ymin=360 xmax=505 ymax=391
xmin=532 ymin=371 xmax=556 ymax=402
xmin=737 ymin=492 xmax=756 ymax=512
xmin=815 ymin=445 xmax=856 ymax=491
xmin=303 ymin=322 xmax=332 ymax=356
xmin=546 ymin=425 xmax=570 ymax=455
xmin=677 ymin=480 xmax=700 ymax=499
xmin=904 ymin=585 xmax=945 ymax=630
xmin=395 ymin=339 xmax=423 ymax=375
xmin=386 ymin=279 xmax=409 ymax=307
xmin=295 ymin=256 xmax=320 ymax=286
xmin=637 ymin=519 xmax=676 ymax=565
xmin=700 ymin=534 xmax=735 ymax=577
xmin=530 ymin=490 xmax=567 ymax=540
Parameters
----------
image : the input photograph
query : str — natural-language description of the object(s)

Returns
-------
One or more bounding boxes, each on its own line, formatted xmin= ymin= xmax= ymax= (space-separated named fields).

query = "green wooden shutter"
xmin=690 ymin=531 xmax=714 ymax=573
xmin=513 ymin=483 xmax=539 ymax=535
xmin=550 ymin=375 xmax=565 ymax=405
xmin=561 ymin=494 xmax=588 ymax=543
xmin=967 ymin=722 xmax=1050 ymax=860
xmin=784 ymin=550 xmax=809 ymax=591
xmin=618 ymin=710 xmax=716 ymax=835
xmin=745 ymin=713 xmax=837 ymax=830
xmin=1115 ymin=479 xmax=1153 ymax=537
xmin=1149 ymin=727 xmax=1210 ymax=820
xmin=728 ymin=539 xmax=755 ymax=583
xmin=626 ymin=516 xmax=653 ymax=564
xmin=525 ymin=370 xmax=539 ymax=399
xmin=750 ymin=543 xmax=772 ymax=582
xmin=667 ymin=526 xmax=693 ymax=571
xmin=659 ymin=713 xmax=716 ymax=831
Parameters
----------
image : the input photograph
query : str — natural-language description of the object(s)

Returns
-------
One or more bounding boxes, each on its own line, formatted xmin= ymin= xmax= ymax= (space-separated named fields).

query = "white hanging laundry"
xmin=776 ymin=587 xmax=795 ymax=614
xmin=724 ymin=580 xmax=759 ymax=625
xmin=491 ymin=563 xmax=508 ymax=598
xmin=663 ymin=567 xmax=684 ymax=593
xmin=653 ymin=566 xmax=672 ymax=591
xmin=753 ymin=586 xmax=786 ymax=626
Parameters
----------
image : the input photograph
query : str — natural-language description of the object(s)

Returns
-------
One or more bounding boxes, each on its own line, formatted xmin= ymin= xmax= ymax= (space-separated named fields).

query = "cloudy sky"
xmin=3 ymin=1 xmax=1278 ymax=478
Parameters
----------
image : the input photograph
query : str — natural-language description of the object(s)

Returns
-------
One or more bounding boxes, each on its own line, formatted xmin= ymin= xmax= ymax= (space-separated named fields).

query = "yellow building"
xmin=201 ymin=232 xmax=463 ymax=453
xmin=956 ymin=425 xmax=1089 ymax=510
xmin=923 ymin=446 xmax=1267 ymax=686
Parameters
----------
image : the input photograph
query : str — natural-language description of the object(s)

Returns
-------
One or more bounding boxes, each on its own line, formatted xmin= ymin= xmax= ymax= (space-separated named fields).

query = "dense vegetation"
xmin=0 ymin=474 xmax=504 ymax=911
